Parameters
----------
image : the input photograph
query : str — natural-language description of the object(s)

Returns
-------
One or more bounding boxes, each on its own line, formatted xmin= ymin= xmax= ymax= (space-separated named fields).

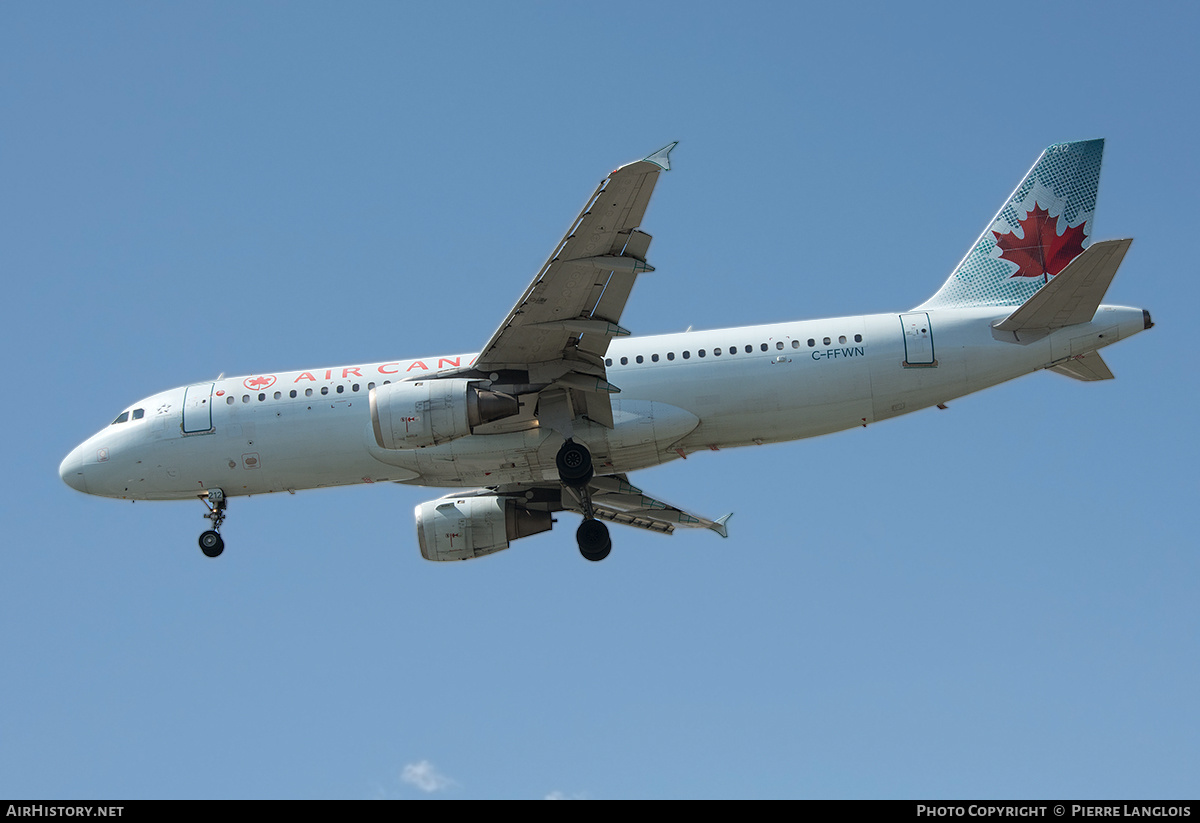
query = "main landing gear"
xmin=576 ymin=518 xmax=611 ymax=562
xmin=198 ymin=489 xmax=226 ymax=558
xmin=556 ymin=440 xmax=611 ymax=562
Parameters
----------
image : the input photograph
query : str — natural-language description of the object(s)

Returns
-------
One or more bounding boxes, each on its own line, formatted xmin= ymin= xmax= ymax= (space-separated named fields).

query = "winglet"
xmin=710 ymin=512 xmax=732 ymax=539
xmin=643 ymin=142 xmax=678 ymax=171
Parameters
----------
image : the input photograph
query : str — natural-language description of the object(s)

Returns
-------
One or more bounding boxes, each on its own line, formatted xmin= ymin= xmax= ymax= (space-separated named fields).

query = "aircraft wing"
xmin=473 ymin=474 xmax=731 ymax=539
xmin=472 ymin=143 xmax=676 ymax=428
xmin=572 ymin=475 xmax=731 ymax=538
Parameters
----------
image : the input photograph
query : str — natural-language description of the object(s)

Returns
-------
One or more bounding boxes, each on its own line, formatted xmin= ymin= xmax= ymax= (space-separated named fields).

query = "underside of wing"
xmin=417 ymin=477 xmax=730 ymax=563
xmin=574 ymin=476 xmax=732 ymax=538
xmin=465 ymin=144 xmax=677 ymax=430
xmin=477 ymin=474 xmax=731 ymax=539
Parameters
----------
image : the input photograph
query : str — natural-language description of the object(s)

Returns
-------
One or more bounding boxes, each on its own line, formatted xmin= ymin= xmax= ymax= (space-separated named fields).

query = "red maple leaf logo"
xmin=243 ymin=375 xmax=276 ymax=390
xmin=992 ymin=202 xmax=1087 ymax=282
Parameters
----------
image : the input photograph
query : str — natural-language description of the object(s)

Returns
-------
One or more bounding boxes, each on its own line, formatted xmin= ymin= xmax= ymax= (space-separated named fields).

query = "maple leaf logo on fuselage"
xmin=992 ymin=202 xmax=1087 ymax=283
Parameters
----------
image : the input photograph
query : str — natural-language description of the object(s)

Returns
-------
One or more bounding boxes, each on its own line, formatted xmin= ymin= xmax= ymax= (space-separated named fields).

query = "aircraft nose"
xmin=59 ymin=446 xmax=89 ymax=494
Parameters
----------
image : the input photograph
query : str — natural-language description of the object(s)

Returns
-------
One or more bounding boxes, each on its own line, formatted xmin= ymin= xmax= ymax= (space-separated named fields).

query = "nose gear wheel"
xmin=199 ymin=530 xmax=224 ymax=558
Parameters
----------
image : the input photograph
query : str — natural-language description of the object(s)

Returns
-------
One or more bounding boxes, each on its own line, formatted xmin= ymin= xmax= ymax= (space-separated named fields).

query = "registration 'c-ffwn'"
xmin=60 ymin=140 xmax=1153 ymax=562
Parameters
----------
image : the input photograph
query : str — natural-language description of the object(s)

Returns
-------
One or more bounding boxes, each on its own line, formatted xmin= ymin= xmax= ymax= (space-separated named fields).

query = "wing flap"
xmin=474 ymin=473 xmax=731 ymax=540
xmin=579 ymin=271 xmax=638 ymax=358
xmin=583 ymin=476 xmax=731 ymax=537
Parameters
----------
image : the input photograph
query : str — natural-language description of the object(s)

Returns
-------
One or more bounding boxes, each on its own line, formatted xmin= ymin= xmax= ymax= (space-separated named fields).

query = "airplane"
xmin=60 ymin=139 xmax=1152 ymax=562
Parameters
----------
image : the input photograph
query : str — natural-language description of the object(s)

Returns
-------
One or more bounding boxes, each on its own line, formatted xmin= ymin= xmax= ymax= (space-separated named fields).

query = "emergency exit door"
xmin=182 ymin=383 xmax=215 ymax=434
xmin=900 ymin=312 xmax=936 ymax=367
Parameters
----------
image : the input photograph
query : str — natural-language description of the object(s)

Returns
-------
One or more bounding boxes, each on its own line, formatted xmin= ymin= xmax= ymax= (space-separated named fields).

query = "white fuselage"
xmin=59 ymin=305 xmax=1148 ymax=501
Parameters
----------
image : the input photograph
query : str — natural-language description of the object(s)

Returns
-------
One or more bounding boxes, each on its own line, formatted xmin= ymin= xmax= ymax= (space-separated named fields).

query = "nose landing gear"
xmin=199 ymin=489 xmax=226 ymax=558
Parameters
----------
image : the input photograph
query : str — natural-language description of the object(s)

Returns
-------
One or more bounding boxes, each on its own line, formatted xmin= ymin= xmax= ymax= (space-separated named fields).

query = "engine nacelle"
xmin=415 ymin=496 xmax=553 ymax=561
xmin=371 ymin=379 xmax=518 ymax=449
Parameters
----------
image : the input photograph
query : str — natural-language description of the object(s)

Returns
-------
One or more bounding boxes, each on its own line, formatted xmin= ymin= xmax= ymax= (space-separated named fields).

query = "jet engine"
xmin=415 ymin=496 xmax=553 ymax=561
xmin=371 ymin=380 xmax=518 ymax=449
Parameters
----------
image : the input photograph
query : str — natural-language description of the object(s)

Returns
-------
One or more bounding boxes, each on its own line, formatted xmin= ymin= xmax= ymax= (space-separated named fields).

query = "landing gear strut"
xmin=199 ymin=489 xmax=226 ymax=558
xmin=556 ymin=440 xmax=610 ymax=562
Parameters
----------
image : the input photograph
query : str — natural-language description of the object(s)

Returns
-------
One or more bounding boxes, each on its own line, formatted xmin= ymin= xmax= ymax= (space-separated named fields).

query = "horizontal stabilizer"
xmin=994 ymin=238 xmax=1132 ymax=335
xmin=1048 ymin=351 xmax=1115 ymax=381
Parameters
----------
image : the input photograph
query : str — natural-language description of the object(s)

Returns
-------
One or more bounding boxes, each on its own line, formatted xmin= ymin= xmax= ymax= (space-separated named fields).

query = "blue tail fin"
xmin=917 ymin=139 xmax=1104 ymax=310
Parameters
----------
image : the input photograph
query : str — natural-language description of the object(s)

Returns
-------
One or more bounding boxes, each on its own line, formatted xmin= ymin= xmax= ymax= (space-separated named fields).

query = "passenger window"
xmin=336 ymin=385 xmax=345 ymax=394
xmin=290 ymin=390 xmax=298 ymax=398
xmin=776 ymin=342 xmax=784 ymax=350
xmin=242 ymin=395 xmax=250 ymax=403
xmin=651 ymin=354 xmax=659 ymax=362
xmin=713 ymin=348 xmax=721 ymax=356
xmin=808 ymin=339 xmax=815 ymax=347
xmin=273 ymin=391 xmax=281 ymax=400
xmin=605 ymin=358 xmax=612 ymax=366
xmin=745 ymin=345 xmax=752 ymax=354
xmin=792 ymin=340 xmax=800 ymax=348
xmin=636 ymin=355 xmax=643 ymax=364
xmin=367 ymin=383 xmax=376 ymax=390
xmin=727 ymin=346 xmax=736 ymax=355
xmin=111 ymin=412 xmax=129 ymax=425
xmin=258 ymin=393 xmax=266 ymax=401
xmin=305 ymin=388 xmax=313 ymax=397
xmin=839 ymin=335 xmax=847 ymax=344
xmin=226 ymin=396 xmax=235 ymax=405
xmin=854 ymin=334 xmax=862 ymax=343
xmin=667 ymin=352 xmax=675 ymax=361
xmin=698 ymin=349 xmax=706 ymax=358
xmin=352 ymin=383 xmax=360 ymax=392
xmin=620 ymin=357 xmax=628 ymax=365
xmin=823 ymin=337 xmax=831 ymax=345
xmin=321 ymin=386 xmax=329 ymax=395
xmin=683 ymin=351 xmax=691 ymax=359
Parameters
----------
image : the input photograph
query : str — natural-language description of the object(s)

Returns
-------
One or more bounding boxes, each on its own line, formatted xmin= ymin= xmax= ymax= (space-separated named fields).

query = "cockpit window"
xmin=111 ymin=412 xmax=129 ymax=425
xmin=132 ymin=408 xmax=145 ymax=420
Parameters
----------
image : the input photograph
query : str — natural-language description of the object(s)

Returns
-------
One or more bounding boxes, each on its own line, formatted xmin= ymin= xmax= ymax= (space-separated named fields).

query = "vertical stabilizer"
xmin=917 ymin=139 xmax=1104 ymax=310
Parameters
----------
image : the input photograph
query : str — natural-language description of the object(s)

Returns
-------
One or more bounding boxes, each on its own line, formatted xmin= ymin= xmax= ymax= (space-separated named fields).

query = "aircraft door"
xmin=899 ymin=312 xmax=936 ymax=367
xmin=182 ymin=383 xmax=215 ymax=434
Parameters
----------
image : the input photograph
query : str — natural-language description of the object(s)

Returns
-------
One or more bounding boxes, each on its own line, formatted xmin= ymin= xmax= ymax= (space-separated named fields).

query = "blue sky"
xmin=3 ymin=1 xmax=1197 ymax=799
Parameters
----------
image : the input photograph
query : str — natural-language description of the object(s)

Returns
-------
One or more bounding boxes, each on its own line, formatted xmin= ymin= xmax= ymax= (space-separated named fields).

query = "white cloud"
xmin=401 ymin=760 xmax=455 ymax=793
